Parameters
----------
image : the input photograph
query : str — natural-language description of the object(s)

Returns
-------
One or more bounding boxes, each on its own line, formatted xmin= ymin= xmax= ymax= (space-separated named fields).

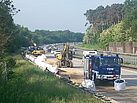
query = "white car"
xmin=54 ymin=51 xmax=61 ymax=56
xmin=51 ymin=50 xmax=55 ymax=54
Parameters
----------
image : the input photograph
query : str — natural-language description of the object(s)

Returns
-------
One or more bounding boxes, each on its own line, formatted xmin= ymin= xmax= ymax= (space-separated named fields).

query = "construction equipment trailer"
xmin=83 ymin=51 xmax=123 ymax=81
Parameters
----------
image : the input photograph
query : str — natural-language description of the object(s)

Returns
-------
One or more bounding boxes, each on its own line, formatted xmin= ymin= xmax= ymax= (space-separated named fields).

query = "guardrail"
xmin=74 ymin=47 xmax=137 ymax=66
xmin=120 ymin=55 xmax=137 ymax=64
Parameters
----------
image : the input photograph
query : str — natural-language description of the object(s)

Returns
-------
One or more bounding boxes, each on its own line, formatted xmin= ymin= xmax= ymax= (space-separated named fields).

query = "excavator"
xmin=28 ymin=39 xmax=45 ymax=57
xmin=56 ymin=43 xmax=73 ymax=68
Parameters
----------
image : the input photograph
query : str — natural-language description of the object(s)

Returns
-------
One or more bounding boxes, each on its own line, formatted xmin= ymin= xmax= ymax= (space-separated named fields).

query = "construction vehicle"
xmin=27 ymin=40 xmax=45 ymax=57
xmin=56 ymin=43 xmax=73 ymax=68
xmin=83 ymin=51 xmax=123 ymax=82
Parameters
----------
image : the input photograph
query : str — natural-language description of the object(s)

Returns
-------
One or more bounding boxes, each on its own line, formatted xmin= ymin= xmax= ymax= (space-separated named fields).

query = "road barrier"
xmin=120 ymin=55 xmax=137 ymax=65
xmin=25 ymin=54 xmax=58 ymax=73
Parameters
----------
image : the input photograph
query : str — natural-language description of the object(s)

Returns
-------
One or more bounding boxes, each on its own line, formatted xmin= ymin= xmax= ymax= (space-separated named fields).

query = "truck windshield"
xmin=100 ymin=58 xmax=120 ymax=66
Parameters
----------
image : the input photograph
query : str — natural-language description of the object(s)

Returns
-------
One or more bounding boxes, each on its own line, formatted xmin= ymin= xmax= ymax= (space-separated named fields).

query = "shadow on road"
xmin=95 ymin=80 xmax=114 ymax=86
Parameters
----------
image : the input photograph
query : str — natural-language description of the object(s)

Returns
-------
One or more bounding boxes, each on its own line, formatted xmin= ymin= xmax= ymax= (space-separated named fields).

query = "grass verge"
xmin=0 ymin=54 xmax=101 ymax=103
xmin=75 ymin=44 xmax=100 ymax=50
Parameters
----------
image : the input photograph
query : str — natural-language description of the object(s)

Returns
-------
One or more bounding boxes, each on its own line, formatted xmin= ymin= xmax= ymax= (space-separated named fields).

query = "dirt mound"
xmin=44 ymin=58 xmax=57 ymax=66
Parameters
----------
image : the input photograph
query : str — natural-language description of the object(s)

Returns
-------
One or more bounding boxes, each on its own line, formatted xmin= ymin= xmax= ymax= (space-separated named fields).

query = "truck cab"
xmin=83 ymin=51 xmax=123 ymax=81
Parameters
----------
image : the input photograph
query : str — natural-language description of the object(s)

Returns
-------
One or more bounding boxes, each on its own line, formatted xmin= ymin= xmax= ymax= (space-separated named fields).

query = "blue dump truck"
xmin=83 ymin=51 xmax=123 ymax=82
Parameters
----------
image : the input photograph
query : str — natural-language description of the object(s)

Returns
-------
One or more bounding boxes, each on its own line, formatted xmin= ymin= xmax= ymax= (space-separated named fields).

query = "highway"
xmin=73 ymin=57 xmax=137 ymax=103
xmin=43 ymin=52 xmax=137 ymax=103
xmin=44 ymin=44 xmax=137 ymax=103
xmin=95 ymin=67 xmax=137 ymax=103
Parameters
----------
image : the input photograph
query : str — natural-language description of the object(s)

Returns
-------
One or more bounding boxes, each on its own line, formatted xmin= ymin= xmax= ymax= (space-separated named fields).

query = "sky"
xmin=13 ymin=0 xmax=125 ymax=33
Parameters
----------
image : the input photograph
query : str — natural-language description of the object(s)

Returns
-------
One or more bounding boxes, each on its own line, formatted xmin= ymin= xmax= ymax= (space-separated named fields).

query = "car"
xmin=54 ymin=51 xmax=61 ymax=56
xmin=51 ymin=50 xmax=55 ymax=54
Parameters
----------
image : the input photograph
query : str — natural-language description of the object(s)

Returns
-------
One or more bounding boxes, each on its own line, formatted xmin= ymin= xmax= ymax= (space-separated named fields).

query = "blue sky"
xmin=13 ymin=0 xmax=125 ymax=33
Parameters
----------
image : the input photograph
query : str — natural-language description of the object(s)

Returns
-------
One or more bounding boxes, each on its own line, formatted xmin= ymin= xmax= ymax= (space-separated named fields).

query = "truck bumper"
xmin=97 ymin=75 xmax=120 ymax=80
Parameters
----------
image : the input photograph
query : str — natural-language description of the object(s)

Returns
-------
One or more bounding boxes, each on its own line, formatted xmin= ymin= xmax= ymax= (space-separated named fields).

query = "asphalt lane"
xmin=72 ymin=58 xmax=137 ymax=103
xmin=45 ymin=52 xmax=137 ymax=103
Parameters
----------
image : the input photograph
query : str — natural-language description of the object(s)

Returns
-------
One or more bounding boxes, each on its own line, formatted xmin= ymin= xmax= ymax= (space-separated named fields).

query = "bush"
xmin=4 ymin=56 xmax=16 ymax=68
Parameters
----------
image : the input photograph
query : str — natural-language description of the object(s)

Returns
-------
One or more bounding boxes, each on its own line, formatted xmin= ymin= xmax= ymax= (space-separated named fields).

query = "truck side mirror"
xmin=120 ymin=58 xmax=123 ymax=64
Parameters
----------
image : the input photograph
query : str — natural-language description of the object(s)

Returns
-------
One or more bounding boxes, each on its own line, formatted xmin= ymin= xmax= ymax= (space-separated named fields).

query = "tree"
xmin=99 ymin=22 xmax=133 ymax=48
xmin=0 ymin=0 xmax=19 ymax=57
xmin=33 ymin=30 xmax=84 ymax=45
xmin=123 ymin=0 xmax=137 ymax=41
xmin=83 ymin=26 xmax=99 ymax=45
xmin=0 ymin=0 xmax=19 ymax=81
xmin=84 ymin=4 xmax=124 ymax=45
xmin=84 ymin=4 xmax=124 ymax=31
xmin=5 ymin=25 xmax=31 ymax=53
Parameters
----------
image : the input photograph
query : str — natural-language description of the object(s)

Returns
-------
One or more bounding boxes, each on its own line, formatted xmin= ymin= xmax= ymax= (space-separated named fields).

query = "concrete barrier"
xmin=25 ymin=54 xmax=58 ymax=73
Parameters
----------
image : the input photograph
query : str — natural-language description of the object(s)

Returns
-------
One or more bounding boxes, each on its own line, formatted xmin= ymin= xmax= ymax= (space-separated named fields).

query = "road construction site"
xmin=25 ymin=52 xmax=137 ymax=103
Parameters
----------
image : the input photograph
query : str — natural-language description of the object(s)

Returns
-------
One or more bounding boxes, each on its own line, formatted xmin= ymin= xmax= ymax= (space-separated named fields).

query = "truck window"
xmin=95 ymin=57 xmax=100 ymax=66
xmin=100 ymin=58 xmax=120 ymax=66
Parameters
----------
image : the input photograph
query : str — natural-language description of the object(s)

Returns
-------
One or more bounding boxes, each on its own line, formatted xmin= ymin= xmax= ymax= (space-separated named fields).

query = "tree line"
xmin=13 ymin=26 xmax=84 ymax=50
xmin=1 ymin=0 xmax=137 ymax=55
xmin=83 ymin=0 xmax=137 ymax=49
xmin=0 ymin=0 xmax=84 ymax=84
xmin=0 ymin=0 xmax=84 ymax=57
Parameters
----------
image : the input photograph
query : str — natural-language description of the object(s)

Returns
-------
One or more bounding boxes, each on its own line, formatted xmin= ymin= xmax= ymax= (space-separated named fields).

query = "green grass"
xmin=76 ymin=44 xmax=100 ymax=50
xmin=0 ymin=54 xmax=101 ymax=103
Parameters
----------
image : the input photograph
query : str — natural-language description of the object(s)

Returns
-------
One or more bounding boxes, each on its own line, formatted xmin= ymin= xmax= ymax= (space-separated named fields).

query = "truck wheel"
xmin=93 ymin=73 xmax=100 ymax=85
xmin=93 ymin=73 xmax=96 ymax=81
xmin=111 ymin=79 xmax=115 ymax=86
xmin=69 ymin=61 xmax=73 ymax=68
xmin=57 ymin=61 xmax=62 ymax=68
